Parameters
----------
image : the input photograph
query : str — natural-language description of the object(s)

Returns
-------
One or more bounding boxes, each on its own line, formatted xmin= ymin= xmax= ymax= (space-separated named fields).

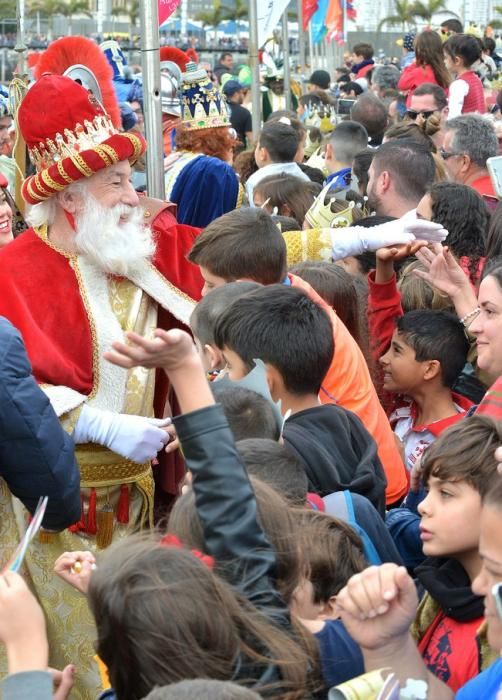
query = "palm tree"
xmin=410 ymin=0 xmax=459 ymax=24
xmin=221 ymin=0 xmax=247 ymax=40
xmin=59 ymin=0 xmax=93 ymax=36
xmin=377 ymin=0 xmax=417 ymax=31
xmin=196 ymin=0 xmax=229 ymax=31
xmin=488 ymin=5 xmax=502 ymax=29
xmin=28 ymin=0 xmax=66 ymax=40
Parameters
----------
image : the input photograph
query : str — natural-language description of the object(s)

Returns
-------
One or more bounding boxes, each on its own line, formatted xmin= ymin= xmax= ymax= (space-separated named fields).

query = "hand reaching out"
xmin=104 ymin=328 xmax=198 ymax=373
xmin=376 ymin=240 xmax=429 ymax=263
xmin=0 ymin=571 xmax=48 ymax=673
xmin=54 ymin=551 xmax=96 ymax=595
xmin=414 ymin=244 xmax=470 ymax=299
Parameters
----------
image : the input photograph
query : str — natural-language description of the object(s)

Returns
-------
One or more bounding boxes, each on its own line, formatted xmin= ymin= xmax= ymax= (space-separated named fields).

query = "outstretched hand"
xmin=414 ymin=244 xmax=469 ymax=298
xmin=376 ymin=240 xmax=429 ymax=263
xmin=104 ymin=329 xmax=198 ymax=373
xmin=54 ymin=551 xmax=96 ymax=595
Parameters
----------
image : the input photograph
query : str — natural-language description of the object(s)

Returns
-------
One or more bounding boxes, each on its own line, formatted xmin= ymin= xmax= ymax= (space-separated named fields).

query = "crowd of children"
xmin=5 ymin=21 xmax=502 ymax=700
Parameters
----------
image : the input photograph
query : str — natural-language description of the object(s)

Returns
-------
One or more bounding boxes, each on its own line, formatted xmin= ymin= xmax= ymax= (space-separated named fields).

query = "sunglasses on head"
xmin=406 ymin=109 xmax=436 ymax=120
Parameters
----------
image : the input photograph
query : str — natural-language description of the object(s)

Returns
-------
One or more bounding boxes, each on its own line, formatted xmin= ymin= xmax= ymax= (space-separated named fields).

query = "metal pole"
xmin=14 ymin=0 xmax=27 ymax=216
xmin=249 ymin=0 xmax=262 ymax=140
xmin=140 ymin=0 xmax=165 ymax=200
xmin=297 ymin=0 xmax=306 ymax=91
xmin=282 ymin=7 xmax=291 ymax=110
xmin=96 ymin=0 xmax=104 ymax=35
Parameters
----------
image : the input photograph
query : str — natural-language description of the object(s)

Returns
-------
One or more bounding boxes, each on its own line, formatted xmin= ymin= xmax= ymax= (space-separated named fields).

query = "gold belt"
xmin=76 ymin=444 xmax=152 ymax=488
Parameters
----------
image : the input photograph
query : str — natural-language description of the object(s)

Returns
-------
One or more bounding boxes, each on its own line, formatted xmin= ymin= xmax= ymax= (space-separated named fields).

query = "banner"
xmin=302 ymin=0 xmax=319 ymax=30
xmin=310 ymin=0 xmax=329 ymax=44
xmin=158 ymin=0 xmax=182 ymax=26
xmin=256 ymin=0 xmax=292 ymax=49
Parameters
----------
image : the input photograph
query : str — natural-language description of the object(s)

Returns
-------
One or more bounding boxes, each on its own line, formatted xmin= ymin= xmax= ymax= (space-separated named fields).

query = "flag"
xmin=325 ymin=0 xmax=342 ymax=40
xmin=302 ymin=0 xmax=319 ymax=30
xmin=158 ymin=0 xmax=182 ymax=26
xmin=256 ymin=0 xmax=292 ymax=48
xmin=310 ymin=0 xmax=329 ymax=43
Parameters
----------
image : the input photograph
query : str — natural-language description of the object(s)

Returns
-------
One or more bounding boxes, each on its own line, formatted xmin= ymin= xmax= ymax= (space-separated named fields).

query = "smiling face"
xmin=0 ymin=188 xmax=13 ymax=248
xmin=469 ymin=274 xmax=502 ymax=381
xmin=472 ymin=505 xmax=502 ymax=651
xmin=379 ymin=329 xmax=429 ymax=394
xmin=418 ymin=475 xmax=481 ymax=560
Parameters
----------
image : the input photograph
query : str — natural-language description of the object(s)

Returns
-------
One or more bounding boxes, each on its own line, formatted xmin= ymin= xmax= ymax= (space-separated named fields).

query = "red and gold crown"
xmin=18 ymin=74 xmax=146 ymax=205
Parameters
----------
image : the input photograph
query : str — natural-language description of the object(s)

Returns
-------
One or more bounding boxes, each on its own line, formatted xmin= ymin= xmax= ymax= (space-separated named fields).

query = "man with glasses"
xmin=441 ymin=114 xmax=498 ymax=198
xmin=407 ymin=83 xmax=449 ymax=149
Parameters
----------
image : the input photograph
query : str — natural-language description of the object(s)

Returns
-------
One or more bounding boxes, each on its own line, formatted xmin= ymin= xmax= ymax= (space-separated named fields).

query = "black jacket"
xmin=173 ymin=404 xmax=302 ymax=694
xmin=0 ymin=317 xmax=80 ymax=530
xmin=283 ymin=404 xmax=387 ymax=516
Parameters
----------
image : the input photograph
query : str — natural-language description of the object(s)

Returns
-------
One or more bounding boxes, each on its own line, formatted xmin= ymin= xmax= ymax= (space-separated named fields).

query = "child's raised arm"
xmin=105 ymin=330 xmax=289 ymax=620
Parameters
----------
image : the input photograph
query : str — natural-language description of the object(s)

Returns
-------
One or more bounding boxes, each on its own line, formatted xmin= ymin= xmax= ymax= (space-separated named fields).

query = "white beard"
xmin=74 ymin=194 xmax=156 ymax=277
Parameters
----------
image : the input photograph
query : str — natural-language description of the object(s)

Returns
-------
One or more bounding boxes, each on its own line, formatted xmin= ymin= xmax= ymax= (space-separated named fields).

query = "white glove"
xmin=73 ymin=404 xmax=171 ymax=463
xmin=328 ymin=212 xmax=448 ymax=260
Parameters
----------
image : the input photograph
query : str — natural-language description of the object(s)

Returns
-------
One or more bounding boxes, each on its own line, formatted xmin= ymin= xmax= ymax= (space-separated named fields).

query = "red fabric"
xmin=19 ymin=74 xmax=108 ymax=151
xmin=356 ymin=63 xmax=374 ymax=79
xmin=0 ymin=211 xmax=203 ymax=496
xmin=469 ymin=174 xmax=496 ymax=198
xmin=475 ymin=376 xmax=502 ymax=419
xmin=289 ymin=273 xmax=408 ymax=505
xmin=397 ymin=64 xmax=441 ymax=106
xmin=418 ymin=610 xmax=483 ymax=691
xmin=458 ymin=71 xmax=485 ymax=114
xmin=34 ymin=37 xmax=122 ymax=129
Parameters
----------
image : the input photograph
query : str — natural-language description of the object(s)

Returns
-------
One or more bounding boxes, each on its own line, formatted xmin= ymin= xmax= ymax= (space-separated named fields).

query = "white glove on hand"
xmin=73 ymin=404 xmax=171 ymax=463
xmin=328 ymin=211 xmax=448 ymax=260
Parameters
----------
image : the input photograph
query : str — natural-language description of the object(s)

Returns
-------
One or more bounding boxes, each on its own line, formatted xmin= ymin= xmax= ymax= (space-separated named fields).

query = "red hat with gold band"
xmin=18 ymin=74 xmax=146 ymax=205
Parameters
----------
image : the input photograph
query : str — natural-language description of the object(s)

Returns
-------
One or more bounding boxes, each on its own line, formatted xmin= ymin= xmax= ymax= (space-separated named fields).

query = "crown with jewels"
xmin=180 ymin=62 xmax=230 ymax=131
xmin=305 ymin=183 xmax=368 ymax=229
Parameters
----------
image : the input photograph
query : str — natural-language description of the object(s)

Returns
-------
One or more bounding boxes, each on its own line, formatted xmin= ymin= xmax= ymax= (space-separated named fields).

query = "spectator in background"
xmin=366 ymin=139 xmax=435 ymax=217
xmin=339 ymin=81 xmax=364 ymax=98
xmin=350 ymin=43 xmax=375 ymax=81
xmin=213 ymin=52 xmax=234 ymax=83
xmin=408 ymin=83 xmax=449 ymax=149
xmin=222 ymin=80 xmax=253 ymax=149
xmin=308 ymin=69 xmax=331 ymax=94
xmin=441 ymin=114 xmax=498 ymax=198
xmin=351 ymin=93 xmax=388 ymax=146
xmin=325 ymin=121 xmax=369 ymax=190
xmin=398 ymin=31 xmax=450 ymax=107
xmin=483 ymin=37 xmax=502 ymax=69
xmin=399 ymin=32 xmax=416 ymax=69
xmin=371 ymin=64 xmax=400 ymax=99
xmin=439 ymin=18 xmax=464 ymax=38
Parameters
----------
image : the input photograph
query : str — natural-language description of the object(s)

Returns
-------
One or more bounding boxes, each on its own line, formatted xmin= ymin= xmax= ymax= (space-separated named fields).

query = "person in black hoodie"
xmin=212 ymin=284 xmax=387 ymax=515
xmin=410 ymin=416 xmax=502 ymax=692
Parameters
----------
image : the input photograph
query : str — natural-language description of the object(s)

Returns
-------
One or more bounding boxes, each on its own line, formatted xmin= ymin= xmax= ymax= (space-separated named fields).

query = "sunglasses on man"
xmin=406 ymin=109 xmax=436 ymax=120
xmin=440 ymin=147 xmax=464 ymax=160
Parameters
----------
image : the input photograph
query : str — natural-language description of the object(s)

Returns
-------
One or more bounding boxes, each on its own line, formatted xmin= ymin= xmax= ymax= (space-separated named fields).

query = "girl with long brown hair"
xmin=398 ymin=30 xmax=450 ymax=107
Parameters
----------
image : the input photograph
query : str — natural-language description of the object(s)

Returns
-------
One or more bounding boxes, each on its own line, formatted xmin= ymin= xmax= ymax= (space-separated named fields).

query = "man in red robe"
xmin=0 ymin=73 xmax=203 ymax=696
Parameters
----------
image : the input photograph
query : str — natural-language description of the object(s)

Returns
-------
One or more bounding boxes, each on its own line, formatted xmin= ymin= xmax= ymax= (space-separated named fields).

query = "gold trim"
xmin=124 ymin=132 xmax=143 ymax=161
xmin=236 ymin=182 xmax=244 ymax=208
xmin=93 ymin=145 xmax=113 ymax=168
xmin=146 ymin=261 xmax=197 ymax=306
xmin=57 ymin=161 xmax=74 ymax=185
xmin=96 ymin=143 xmax=120 ymax=164
xmin=33 ymin=175 xmax=52 ymax=198
xmin=34 ymin=224 xmax=73 ymax=259
xmin=69 ymin=151 xmax=94 ymax=178
xmin=71 ymin=257 xmax=101 ymax=401
xmin=40 ymin=168 xmax=65 ymax=193
xmin=26 ymin=178 xmax=46 ymax=202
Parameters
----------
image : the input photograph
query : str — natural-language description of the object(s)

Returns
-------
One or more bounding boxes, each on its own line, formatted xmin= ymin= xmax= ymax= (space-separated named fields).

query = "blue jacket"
xmin=0 ymin=317 xmax=80 ymax=530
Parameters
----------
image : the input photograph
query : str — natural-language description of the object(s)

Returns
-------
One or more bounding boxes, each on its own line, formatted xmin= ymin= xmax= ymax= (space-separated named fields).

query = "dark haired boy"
xmin=190 ymin=281 xmax=261 ymax=372
xmin=214 ymin=284 xmax=387 ymax=513
xmin=211 ymin=385 xmax=280 ymax=442
xmin=188 ymin=207 xmax=420 ymax=506
xmin=245 ymin=120 xmax=309 ymax=203
xmin=411 ymin=417 xmax=501 ymax=690
xmin=380 ymin=309 xmax=472 ymax=473
xmin=350 ymin=42 xmax=375 ymax=80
